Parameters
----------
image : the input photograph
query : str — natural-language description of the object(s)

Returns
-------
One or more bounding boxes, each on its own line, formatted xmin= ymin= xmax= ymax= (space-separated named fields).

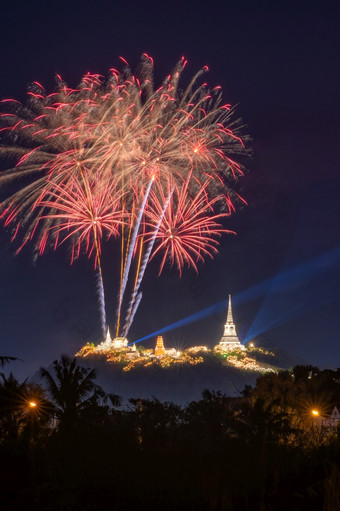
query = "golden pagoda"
xmin=154 ymin=335 xmax=166 ymax=357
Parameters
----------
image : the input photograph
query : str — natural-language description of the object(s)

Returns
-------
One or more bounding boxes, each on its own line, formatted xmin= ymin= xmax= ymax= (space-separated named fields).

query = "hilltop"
xmin=75 ymin=344 xmax=291 ymax=405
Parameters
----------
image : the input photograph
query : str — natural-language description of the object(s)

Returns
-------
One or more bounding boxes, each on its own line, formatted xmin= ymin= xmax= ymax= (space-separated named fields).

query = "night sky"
xmin=0 ymin=0 xmax=339 ymax=379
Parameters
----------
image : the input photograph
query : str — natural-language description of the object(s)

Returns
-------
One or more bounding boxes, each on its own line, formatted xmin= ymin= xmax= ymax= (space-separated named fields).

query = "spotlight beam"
xmin=132 ymin=299 xmax=228 ymax=345
xmin=134 ymin=246 xmax=340 ymax=346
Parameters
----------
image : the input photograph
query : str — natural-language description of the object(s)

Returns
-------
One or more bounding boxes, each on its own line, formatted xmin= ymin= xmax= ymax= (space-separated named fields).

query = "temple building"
xmin=214 ymin=295 xmax=245 ymax=352
xmin=154 ymin=336 xmax=166 ymax=357
xmin=125 ymin=342 xmax=140 ymax=360
xmin=99 ymin=327 xmax=128 ymax=350
xmin=154 ymin=335 xmax=178 ymax=358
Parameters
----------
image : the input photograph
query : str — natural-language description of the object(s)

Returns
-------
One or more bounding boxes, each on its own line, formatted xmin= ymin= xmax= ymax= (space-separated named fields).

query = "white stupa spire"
xmin=105 ymin=326 xmax=112 ymax=344
xmin=223 ymin=294 xmax=237 ymax=337
xmin=226 ymin=294 xmax=234 ymax=324
xmin=99 ymin=326 xmax=128 ymax=350
xmin=217 ymin=294 xmax=245 ymax=351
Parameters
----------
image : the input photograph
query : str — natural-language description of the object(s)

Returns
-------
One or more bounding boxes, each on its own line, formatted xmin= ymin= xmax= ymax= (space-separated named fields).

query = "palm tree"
xmin=0 ymin=356 xmax=18 ymax=368
xmin=0 ymin=373 xmax=52 ymax=443
xmin=0 ymin=373 xmax=27 ymax=442
xmin=40 ymin=355 xmax=107 ymax=432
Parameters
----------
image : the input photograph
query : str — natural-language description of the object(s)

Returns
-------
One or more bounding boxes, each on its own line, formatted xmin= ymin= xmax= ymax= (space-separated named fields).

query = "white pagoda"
xmin=98 ymin=327 xmax=128 ymax=350
xmin=215 ymin=295 xmax=245 ymax=352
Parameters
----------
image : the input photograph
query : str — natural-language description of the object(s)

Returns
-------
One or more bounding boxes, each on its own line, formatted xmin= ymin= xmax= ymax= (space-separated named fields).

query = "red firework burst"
xmin=144 ymin=173 xmax=236 ymax=276
xmin=0 ymin=56 xmax=249 ymax=337
xmin=0 ymin=56 xmax=247 ymax=256
xmin=36 ymin=174 xmax=125 ymax=267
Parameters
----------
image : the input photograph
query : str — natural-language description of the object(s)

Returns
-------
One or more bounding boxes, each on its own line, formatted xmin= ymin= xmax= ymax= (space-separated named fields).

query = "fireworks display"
xmin=144 ymin=172 xmax=236 ymax=277
xmin=0 ymin=55 xmax=248 ymax=339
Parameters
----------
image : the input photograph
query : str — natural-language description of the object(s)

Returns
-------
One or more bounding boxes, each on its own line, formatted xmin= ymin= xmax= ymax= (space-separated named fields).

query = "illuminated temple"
xmin=100 ymin=328 xmax=128 ymax=350
xmin=214 ymin=295 xmax=245 ymax=353
xmin=75 ymin=293 xmax=276 ymax=374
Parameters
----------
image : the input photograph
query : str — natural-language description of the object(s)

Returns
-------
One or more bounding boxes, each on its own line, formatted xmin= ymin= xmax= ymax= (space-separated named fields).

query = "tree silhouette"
xmin=0 ymin=356 xmax=18 ymax=368
xmin=0 ymin=373 xmax=51 ymax=444
xmin=40 ymin=355 xmax=107 ymax=432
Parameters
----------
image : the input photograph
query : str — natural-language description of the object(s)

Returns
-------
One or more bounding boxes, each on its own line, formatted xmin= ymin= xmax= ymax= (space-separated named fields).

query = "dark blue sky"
xmin=0 ymin=0 xmax=339 ymax=378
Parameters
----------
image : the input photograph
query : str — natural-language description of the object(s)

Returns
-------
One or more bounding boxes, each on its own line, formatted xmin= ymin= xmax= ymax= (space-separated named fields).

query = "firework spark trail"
xmin=95 ymin=268 xmax=107 ymax=338
xmin=116 ymin=201 xmax=135 ymax=336
xmin=76 ymin=163 xmax=108 ymax=341
xmin=123 ymin=186 xmax=174 ymax=337
xmin=125 ymin=292 xmax=143 ymax=339
xmin=37 ymin=175 xmax=123 ymax=340
xmin=115 ymin=177 xmax=154 ymax=336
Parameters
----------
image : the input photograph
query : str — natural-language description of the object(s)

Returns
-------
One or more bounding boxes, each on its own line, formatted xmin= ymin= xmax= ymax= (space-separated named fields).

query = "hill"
xmin=75 ymin=346 xmax=297 ymax=405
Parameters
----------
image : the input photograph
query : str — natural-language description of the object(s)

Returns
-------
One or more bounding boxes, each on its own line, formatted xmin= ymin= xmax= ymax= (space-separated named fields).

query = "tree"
xmin=184 ymin=389 xmax=237 ymax=445
xmin=0 ymin=356 xmax=18 ymax=368
xmin=0 ymin=373 xmax=51 ymax=444
xmin=40 ymin=355 xmax=107 ymax=432
xmin=127 ymin=397 xmax=182 ymax=447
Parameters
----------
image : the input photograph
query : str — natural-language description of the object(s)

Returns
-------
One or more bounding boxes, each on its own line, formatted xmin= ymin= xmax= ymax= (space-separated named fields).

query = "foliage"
xmin=0 ymin=373 xmax=52 ymax=445
xmin=0 ymin=356 xmax=18 ymax=368
xmin=1 ymin=362 xmax=340 ymax=510
xmin=40 ymin=354 xmax=107 ymax=431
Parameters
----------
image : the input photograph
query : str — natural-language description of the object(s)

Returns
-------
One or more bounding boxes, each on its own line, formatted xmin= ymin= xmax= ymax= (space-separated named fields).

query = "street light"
xmin=311 ymin=409 xmax=319 ymax=416
xmin=28 ymin=401 xmax=37 ymax=408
